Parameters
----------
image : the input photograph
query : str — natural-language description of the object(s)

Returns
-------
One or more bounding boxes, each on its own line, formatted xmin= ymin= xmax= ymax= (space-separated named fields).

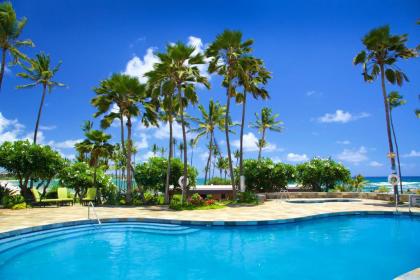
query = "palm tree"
xmin=353 ymin=25 xmax=417 ymax=198
xmin=146 ymin=42 xmax=209 ymax=202
xmin=206 ymin=30 xmax=253 ymax=199
xmin=350 ymin=174 xmax=369 ymax=192
xmin=76 ymin=128 xmax=113 ymax=202
xmin=416 ymin=95 xmax=420 ymax=119
xmin=91 ymin=73 xmax=158 ymax=203
xmin=188 ymin=100 xmax=226 ymax=184
xmin=236 ymin=56 xmax=270 ymax=180
xmin=233 ymin=149 xmax=240 ymax=167
xmin=151 ymin=144 xmax=159 ymax=156
xmin=178 ymin=142 xmax=184 ymax=160
xmin=250 ymin=107 xmax=283 ymax=160
xmin=16 ymin=53 xmax=64 ymax=144
xmin=388 ymin=91 xmax=406 ymax=194
xmin=0 ymin=2 xmax=34 ymax=91
xmin=189 ymin=139 xmax=196 ymax=166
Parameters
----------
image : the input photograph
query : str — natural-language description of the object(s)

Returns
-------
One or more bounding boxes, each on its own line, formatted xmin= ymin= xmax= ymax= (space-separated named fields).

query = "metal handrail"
xmin=279 ymin=189 xmax=289 ymax=201
xmin=87 ymin=202 xmax=101 ymax=225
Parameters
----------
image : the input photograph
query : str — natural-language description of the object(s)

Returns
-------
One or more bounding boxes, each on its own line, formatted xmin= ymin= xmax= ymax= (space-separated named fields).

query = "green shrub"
xmin=295 ymin=158 xmax=351 ymax=192
xmin=237 ymin=191 xmax=257 ymax=204
xmin=11 ymin=202 xmax=27 ymax=210
xmin=2 ymin=194 xmax=25 ymax=208
xmin=190 ymin=193 xmax=203 ymax=206
xmin=207 ymin=177 xmax=231 ymax=185
xmin=236 ymin=159 xmax=295 ymax=192
xmin=376 ymin=186 xmax=389 ymax=193
xmin=134 ymin=157 xmax=198 ymax=193
xmin=169 ymin=194 xmax=183 ymax=210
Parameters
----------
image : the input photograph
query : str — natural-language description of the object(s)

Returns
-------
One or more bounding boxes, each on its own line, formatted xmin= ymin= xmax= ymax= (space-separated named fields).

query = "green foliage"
xmin=207 ymin=177 xmax=231 ymax=185
xmin=190 ymin=193 xmax=203 ymax=206
xmin=11 ymin=202 xmax=27 ymax=210
xmin=376 ymin=186 xmax=389 ymax=193
xmin=0 ymin=141 xmax=64 ymax=199
xmin=295 ymin=158 xmax=351 ymax=192
xmin=169 ymin=194 xmax=183 ymax=210
xmin=237 ymin=159 xmax=295 ymax=192
xmin=134 ymin=157 xmax=197 ymax=193
xmin=237 ymin=191 xmax=257 ymax=204
xmin=2 ymin=194 xmax=25 ymax=208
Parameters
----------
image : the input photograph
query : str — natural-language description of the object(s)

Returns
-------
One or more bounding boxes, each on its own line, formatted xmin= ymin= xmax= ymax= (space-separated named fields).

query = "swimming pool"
xmin=286 ymin=198 xmax=361 ymax=203
xmin=0 ymin=215 xmax=419 ymax=279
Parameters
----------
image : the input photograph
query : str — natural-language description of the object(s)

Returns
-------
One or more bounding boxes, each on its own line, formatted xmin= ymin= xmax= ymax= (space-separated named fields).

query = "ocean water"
xmin=2 ymin=176 xmax=419 ymax=192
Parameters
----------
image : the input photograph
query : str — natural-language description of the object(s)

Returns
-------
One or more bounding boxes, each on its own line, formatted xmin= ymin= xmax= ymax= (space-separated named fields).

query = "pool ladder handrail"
xmin=87 ymin=202 xmax=102 ymax=225
xmin=279 ymin=189 xmax=290 ymax=201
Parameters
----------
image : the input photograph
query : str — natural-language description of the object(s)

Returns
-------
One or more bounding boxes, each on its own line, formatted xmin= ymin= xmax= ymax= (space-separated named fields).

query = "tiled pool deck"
xmin=1 ymin=199 xmax=419 ymax=236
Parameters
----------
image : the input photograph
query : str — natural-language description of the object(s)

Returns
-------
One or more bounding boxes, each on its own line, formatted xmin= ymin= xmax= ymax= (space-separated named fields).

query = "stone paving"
xmin=0 ymin=199 xmax=419 ymax=233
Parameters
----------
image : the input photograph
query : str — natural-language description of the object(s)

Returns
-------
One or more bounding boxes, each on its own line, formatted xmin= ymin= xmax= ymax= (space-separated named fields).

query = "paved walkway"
xmin=0 ymin=199 xmax=418 ymax=233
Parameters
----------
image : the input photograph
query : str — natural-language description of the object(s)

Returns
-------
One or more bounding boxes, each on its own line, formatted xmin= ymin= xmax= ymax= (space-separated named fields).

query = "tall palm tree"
xmin=233 ymin=149 xmax=240 ymax=167
xmin=178 ymin=142 xmax=184 ymax=160
xmin=416 ymin=95 xmax=420 ymax=119
xmin=206 ymin=30 xmax=253 ymax=199
xmin=236 ymin=57 xmax=270 ymax=180
xmin=16 ymin=53 xmax=64 ymax=144
xmin=353 ymin=25 xmax=417 ymax=198
xmin=0 ymin=2 xmax=34 ymax=91
xmin=189 ymin=139 xmax=196 ymax=166
xmin=151 ymin=144 xmax=159 ymax=156
xmin=188 ymin=100 xmax=226 ymax=184
xmin=146 ymin=42 xmax=209 ymax=202
xmin=250 ymin=107 xmax=283 ymax=160
xmin=91 ymin=73 xmax=158 ymax=203
xmin=388 ymin=91 xmax=406 ymax=194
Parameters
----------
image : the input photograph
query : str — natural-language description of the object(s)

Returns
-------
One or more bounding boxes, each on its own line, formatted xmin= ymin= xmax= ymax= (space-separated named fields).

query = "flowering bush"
xmin=204 ymin=199 xmax=216 ymax=206
xmin=190 ymin=193 xmax=203 ymax=206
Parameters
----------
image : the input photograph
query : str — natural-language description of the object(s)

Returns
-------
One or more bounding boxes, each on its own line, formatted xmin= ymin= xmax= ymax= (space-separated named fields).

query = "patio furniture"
xmin=57 ymin=187 xmax=74 ymax=206
xmin=82 ymin=188 xmax=97 ymax=206
xmin=31 ymin=188 xmax=60 ymax=207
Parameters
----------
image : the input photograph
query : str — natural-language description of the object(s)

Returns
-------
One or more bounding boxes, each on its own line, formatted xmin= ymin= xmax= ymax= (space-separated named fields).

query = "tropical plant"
xmin=189 ymin=138 xmax=196 ymax=166
xmin=188 ymin=99 xmax=226 ymax=184
xmin=206 ymin=30 xmax=253 ymax=198
xmin=91 ymin=73 xmax=158 ymax=203
xmin=134 ymin=157 xmax=197 ymax=194
xmin=416 ymin=95 xmax=420 ymax=119
xmin=207 ymin=177 xmax=231 ymax=185
xmin=353 ymin=25 xmax=417 ymax=198
xmin=0 ymin=140 xmax=64 ymax=200
xmin=295 ymin=158 xmax=351 ymax=192
xmin=16 ymin=53 xmax=64 ymax=144
xmin=236 ymin=159 xmax=295 ymax=193
xmin=388 ymin=91 xmax=406 ymax=193
xmin=145 ymin=42 xmax=209 ymax=202
xmin=233 ymin=149 xmax=240 ymax=167
xmin=151 ymin=143 xmax=159 ymax=156
xmin=350 ymin=174 xmax=369 ymax=192
xmin=178 ymin=142 xmax=184 ymax=160
xmin=216 ymin=156 xmax=229 ymax=179
xmin=236 ymin=56 xmax=270 ymax=179
xmin=250 ymin=107 xmax=283 ymax=160
xmin=0 ymin=1 xmax=34 ymax=91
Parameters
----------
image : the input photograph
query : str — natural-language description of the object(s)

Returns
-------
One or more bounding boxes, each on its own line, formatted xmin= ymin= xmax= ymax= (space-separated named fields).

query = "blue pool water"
xmin=0 ymin=216 xmax=419 ymax=279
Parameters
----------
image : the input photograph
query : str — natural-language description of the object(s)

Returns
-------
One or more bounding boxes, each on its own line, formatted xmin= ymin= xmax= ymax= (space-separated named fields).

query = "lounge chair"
xmin=31 ymin=188 xmax=60 ymax=207
xmin=57 ymin=187 xmax=74 ymax=206
xmin=82 ymin=188 xmax=97 ymax=206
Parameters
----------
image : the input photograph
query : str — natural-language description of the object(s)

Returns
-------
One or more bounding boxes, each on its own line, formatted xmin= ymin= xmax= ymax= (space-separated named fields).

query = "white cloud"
xmin=23 ymin=131 xmax=45 ymax=144
xmin=336 ymin=140 xmax=351 ymax=145
xmin=286 ymin=153 xmax=308 ymax=162
xmin=232 ymin=132 xmax=278 ymax=153
xmin=317 ymin=110 xmax=370 ymax=123
xmin=306 ymin=90 xmax=322 ymax=97
xmin=0 ymin=112 xmax=25 ymax=143
xmin=402 ymin=150 xmax=420 ymax=158
xmin=39 ymin=125 xmax=57 ymax=131
xmin=134 ymin=133 xmax=149 ymax=150
xmin=154 ymin=121 xmax=184 ymax=140
xmin=48 ymin=139 xmax=82 ymax=149
xmin=337 ymin=146 xmax=368 ymax=164
xmin=187 ymin=36 xmax=210 ymax=79
xmin=124 ymin=48 xmax=160 ymax=83
xmin=369 ymin=161 xmax=383 ymax=167
xmin=139 ymin=151 xmax=155 ymax=162
xmin=271 ymin=156 xmax=283 ymax=163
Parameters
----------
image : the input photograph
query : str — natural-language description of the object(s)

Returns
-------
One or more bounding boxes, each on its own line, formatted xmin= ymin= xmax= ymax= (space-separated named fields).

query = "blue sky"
xmin=0 ymin=0 xmax=419 ymax=176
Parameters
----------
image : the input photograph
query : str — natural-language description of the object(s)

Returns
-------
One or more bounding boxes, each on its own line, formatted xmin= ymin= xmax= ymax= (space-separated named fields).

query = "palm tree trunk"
xmin=126 ymin=116 xmax=133 ymax=203
xmin=380 ymin=64 xmax=398 ymax=200
xmin=390 ymin=111 xmax=403 ymax=194
xmin=120 ymin=114 xmax=126 ymax=187
xmin=190 ymin=145 xmax=194 ymax=166
xmin=225 ymin=85 xmax=236 ymax=199
xmin=239 ymin=91 xmax=247 ymax=177
xmin=0 ymin=48 xmax=6 ymax=92
xmin=258 ymin=128 xmax=266 ymax=160
xmin=177 ymin=85 xmax=188 ymax=203
xmin=204 ymin=132 xmax=213 ymax=184
xmin=33 ymin=84 xmax=47 ymax=144
xmin=165 ymin=118 xmax=173 ymax=204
